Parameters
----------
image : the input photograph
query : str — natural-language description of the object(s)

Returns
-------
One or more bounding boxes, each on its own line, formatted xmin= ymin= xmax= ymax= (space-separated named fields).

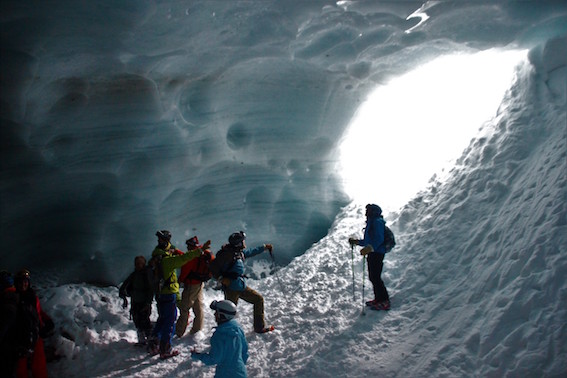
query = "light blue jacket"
xmin=227 ymin=246 xmax=265 ymax=292
xmin=192 ymin=319 xmax=249 ymax=378
xmin=358 ymin=216 xmax=386 ymax=254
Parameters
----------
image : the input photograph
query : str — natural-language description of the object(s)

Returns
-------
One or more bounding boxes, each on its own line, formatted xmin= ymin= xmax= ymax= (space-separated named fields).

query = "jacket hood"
xmin=215 ymin=319 xmax=243 ymax=337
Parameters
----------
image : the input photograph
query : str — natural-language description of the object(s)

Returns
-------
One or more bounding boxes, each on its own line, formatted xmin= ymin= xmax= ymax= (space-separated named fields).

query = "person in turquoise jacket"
xmin=148 ymin=230 xmax=210 ymax=359
xmin=191 ymin=300 xmax=249 ymax=378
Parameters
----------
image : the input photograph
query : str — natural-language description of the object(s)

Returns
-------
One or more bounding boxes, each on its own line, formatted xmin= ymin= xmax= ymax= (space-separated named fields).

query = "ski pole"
xmin=269 ymin=249 xmax=287 ymax=296
xmin=351 ymin=245 xmax=355 ymax=301
xmin=362 ymin=257 xmax=366 ymax=316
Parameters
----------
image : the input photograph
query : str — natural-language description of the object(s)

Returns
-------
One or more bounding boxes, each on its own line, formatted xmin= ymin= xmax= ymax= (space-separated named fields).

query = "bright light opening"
xmin=339 ymin=49 xmax=526 ymax=212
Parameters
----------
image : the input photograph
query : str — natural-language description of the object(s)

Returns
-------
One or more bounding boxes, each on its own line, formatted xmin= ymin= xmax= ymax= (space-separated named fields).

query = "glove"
xmin=360 ymin=245 xmax=374 ymax=256
xmin=122 ymin=298 xmax=128 ymax=309
xmin=264 ymin=244 xmax=273 ymax=253
xmin=202 ymin=240 xmax=211 ymax=250
xmin=348 ymin=238 xmax=358 ymax=247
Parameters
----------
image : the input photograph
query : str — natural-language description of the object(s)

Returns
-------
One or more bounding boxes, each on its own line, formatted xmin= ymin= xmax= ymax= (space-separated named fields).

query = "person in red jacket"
xmin=14 ymin=269 xmax=54 ymax=378
xmin=175 ymin=236 xmax=214 ymax=338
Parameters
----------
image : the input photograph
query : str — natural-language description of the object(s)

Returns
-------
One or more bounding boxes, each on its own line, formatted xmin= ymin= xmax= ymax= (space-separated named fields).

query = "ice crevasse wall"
xmin=1 ymin=1 xmax=566 ymax=284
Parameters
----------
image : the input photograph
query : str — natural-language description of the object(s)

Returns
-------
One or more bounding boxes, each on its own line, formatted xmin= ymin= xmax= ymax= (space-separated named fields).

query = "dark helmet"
xmin=228 ymin=231 xmax=246 ymax=248
xmin=14 ymin=269 xmax=31 ymax=284
xmin=156 ymin=230 xmax=172 ymax=241
xmin=366 ymin=204 xmax=382 ymax=218
xmin=210 ymin=300 xmax=237 ymax=322
xmin=186 ymin=236 xmax=201 ymax=249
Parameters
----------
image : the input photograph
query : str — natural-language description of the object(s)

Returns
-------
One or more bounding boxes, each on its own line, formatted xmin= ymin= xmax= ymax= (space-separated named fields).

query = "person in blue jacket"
xmin=349 ymin=204 xmax=391 ymax=311
xmin=217 ymin=231 xmax=274 ymax=333
xmin=191 ymin=300 xmax=249 ymax=378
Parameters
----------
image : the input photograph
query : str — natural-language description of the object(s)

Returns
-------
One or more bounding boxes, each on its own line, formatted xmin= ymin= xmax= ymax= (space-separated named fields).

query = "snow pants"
xmin=224 ymin=286 xmax=265 ymax=332
xmin=175 ymin=283 xmax=204 ymax=337
xmin=152 ymin=294 xmax=177 ymax=353
xmin=367 ymin=252 xmax=389 ymax=302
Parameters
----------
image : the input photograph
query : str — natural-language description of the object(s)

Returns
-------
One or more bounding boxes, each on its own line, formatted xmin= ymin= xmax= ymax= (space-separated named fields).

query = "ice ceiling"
xmin=1 ymin=1 xmax=566 ymax=284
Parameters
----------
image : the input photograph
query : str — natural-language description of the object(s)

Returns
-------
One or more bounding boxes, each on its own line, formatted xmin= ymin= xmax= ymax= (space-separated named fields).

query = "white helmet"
xmin=210 ymin=300 xmax=237 ymax=322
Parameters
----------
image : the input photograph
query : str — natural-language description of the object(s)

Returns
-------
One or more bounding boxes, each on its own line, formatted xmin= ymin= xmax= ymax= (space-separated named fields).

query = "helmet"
xmin=14 ymin=269 xmax=31 ymax=283
xmin=156 ymin=230 xmax=172 ymax=241
xmin=210 ymin=300 xmax=237 ymax=322
xmin=365 ymin=204 xmax=382 ymax=218
xmin=186 ymin=236 xmax=201 ymax=249
xmin=228 ymin=231 xmax=246 ymax=248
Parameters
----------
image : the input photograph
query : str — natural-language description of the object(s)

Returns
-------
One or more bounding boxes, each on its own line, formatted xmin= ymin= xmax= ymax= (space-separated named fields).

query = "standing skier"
xmin=148 ymin=230 xmax=209 ymax=359
xmin=175 ymin=235 xmax=214 ymax=338
xmin=349 ymin=204 xmax=391 ymax=311
xmin=212 ymin=231 xmax=274 ymax=333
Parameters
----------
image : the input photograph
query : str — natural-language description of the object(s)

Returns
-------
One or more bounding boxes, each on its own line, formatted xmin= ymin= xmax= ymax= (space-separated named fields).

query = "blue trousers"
xmin=152 ymin=293 xmax=177 ymax=352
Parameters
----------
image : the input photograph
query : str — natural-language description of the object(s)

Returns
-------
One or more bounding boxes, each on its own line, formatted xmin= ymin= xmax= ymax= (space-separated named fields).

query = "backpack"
xmin=209 ymin=245 xmax=241 ymax=279
xmin=179 ymin=250 xmax=214 ymax=283
xmin=148 ymin=254 xmax=172 ymax=298
xmin=383 ymin=225 xmax=396 ymax=253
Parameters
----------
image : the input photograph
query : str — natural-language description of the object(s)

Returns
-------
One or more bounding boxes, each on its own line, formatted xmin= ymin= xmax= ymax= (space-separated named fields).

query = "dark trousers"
xmin=131 ymin=302 xmax=152 ymax=333
xmin=367 ymin=252 xmax=389 ymax=302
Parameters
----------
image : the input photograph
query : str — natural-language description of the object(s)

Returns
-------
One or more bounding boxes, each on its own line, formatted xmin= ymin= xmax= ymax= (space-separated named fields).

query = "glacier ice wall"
xmin=1 ymin=1 xmax=566 ymax=284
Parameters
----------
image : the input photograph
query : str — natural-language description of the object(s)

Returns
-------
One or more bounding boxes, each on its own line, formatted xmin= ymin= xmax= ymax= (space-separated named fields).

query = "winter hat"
xmin=186 ymin=236 xmax=201 ymax=249
xmin=365 ymin=204 xmax=382 ymax=218
xmin=14 ymin=269 xmax=31 ymax=285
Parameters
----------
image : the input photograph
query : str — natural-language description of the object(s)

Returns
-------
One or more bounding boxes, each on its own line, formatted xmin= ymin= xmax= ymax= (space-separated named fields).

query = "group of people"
xmin=119 ymin=229 xmax=275 ymax=376
xmin=119 ymin=203 xmax=392 ymax=376
xmin=1 ymin=269 xmax=54 ymax=378
xmin=1 ymin=203 xmax=391 ymax=378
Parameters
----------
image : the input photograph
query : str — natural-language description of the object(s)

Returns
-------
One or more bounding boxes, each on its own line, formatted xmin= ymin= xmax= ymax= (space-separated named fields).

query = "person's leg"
xmin=224 ymin=288 xmax=241 ymax=305
xmin=238 ymin=287 xmax=265 ymax=332
xmin=159 ymin=294 xmax=178 ymax=354
xmin=368 ymin=253 xmax=389 ymax=302
xmin=189 ymin=284 xmax=204 ymax=334
xmin=175 ymin=287 xmax=191 ymax=337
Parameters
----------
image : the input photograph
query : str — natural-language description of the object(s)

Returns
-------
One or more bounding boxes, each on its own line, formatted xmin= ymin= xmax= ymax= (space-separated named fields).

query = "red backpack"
xmin=179 ymin=249 xmax=214 ymax=285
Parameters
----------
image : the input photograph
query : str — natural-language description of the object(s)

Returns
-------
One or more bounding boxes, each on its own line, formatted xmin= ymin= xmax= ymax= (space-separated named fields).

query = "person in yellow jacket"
xmin=148 ymin=230 xmax=210 ymax=359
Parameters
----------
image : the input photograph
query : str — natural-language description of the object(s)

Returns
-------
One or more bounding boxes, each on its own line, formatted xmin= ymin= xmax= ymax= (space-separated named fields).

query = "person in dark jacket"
xmin=191 ymin=300 xmax=249 ymax=378
xmin=349 ymin=204 xmax=391 ymax=311
xmin=119 ymin=255 xmax=154 ymax=345
xmin=217 ymin=231 xmax=274 ymax=333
